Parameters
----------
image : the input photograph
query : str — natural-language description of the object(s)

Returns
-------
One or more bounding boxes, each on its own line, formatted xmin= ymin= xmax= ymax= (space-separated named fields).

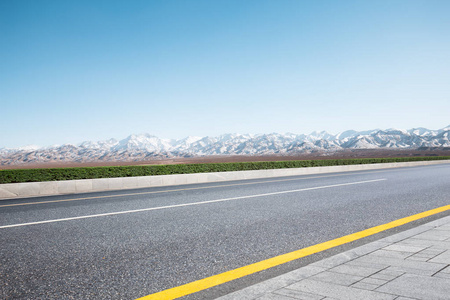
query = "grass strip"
xmin=1 ymin=156 xmax=449 ymax=184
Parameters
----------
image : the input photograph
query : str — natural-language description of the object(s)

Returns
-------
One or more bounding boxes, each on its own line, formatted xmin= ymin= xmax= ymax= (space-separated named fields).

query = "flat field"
xmin=2 ymin=148 xmax=449 ymax=170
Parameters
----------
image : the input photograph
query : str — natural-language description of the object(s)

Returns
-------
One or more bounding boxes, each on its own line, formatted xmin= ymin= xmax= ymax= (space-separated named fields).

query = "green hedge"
xmin=1 ymin=156 xmax=449 ymax=184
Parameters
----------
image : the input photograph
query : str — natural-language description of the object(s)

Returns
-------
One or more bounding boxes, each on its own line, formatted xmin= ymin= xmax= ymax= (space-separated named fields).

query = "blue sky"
xmin=1 ymin=0 xmax=449 ymax=148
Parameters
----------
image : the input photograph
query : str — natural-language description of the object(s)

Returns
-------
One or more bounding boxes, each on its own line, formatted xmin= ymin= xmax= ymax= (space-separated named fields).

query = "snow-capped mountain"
xmin=1 ymin=126 xmax=450 ymax=166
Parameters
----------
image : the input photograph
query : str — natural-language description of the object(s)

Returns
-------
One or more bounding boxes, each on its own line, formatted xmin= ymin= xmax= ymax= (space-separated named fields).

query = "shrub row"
xmin=1 ymin=156 xmax=449 ymax=184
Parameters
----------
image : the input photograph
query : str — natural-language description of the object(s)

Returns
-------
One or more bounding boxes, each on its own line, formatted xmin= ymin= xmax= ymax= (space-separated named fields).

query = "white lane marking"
xmin=0 ymin=179 xmax=386 ymax=229
xmin=0 ymin=171 xmax=384 ymax=207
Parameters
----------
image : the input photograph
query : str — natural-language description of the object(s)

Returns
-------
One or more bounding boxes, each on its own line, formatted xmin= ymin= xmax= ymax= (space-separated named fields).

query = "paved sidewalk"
xmin=217 ymin=215 xmax=450 ymax=300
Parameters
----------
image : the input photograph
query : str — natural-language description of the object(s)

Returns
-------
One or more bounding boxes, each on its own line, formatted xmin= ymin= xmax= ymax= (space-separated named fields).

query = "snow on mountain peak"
xmin=385 ymin=128 xmax=408 ymax=135
xmin=17 ymin=145 xmax=41 ymax=151
xmin=2 ymin=126 xmax=450 ymax=165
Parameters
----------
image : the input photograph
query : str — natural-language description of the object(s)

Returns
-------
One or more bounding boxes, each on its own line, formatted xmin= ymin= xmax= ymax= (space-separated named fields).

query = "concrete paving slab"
xmin=218 ymin=266 xmax=328 ymax=300
xmin=350 ymin=281 xmax=379 ymax=291
xmin=352 ymin=255 xmax=446 ymax=276
xmin=382 ymin=244 xmax=428 ymax=253
xmin=359 ymin=277 xmax=387 ymax=286
xmin=405 ymin=256 xmax=429 ymax=262
xmin=277 ymin=266 xmax=328 ymax=282
xmin=420 ymin=217 xmax=450 ymax=228
xmin=433 ymin=227 xmax=450 ymax=233
xmin=410 ymin=252 xmax=440 ymax=259
xmin=328 ymin=264 xmax=385 ymax=277
xmin=309 ymin=271 xmax=364 ymax=286
xmin=377 ymin=226 xmax=431 ymax=244
xmin=287 ymin=279 xmax=396 ymax=300
xmin=273 ymin=288 xmax=325 ymax=300
xmin=371 ymin=269 xmax=404 ymax=279
xmin=255 ymin=293 xmax=296 ymax=300
xmin=217 ymin=276 xmax=296 ymax=300
xmin=348 ymin=241 xmax=391 ymax=256
xmin=418 ymin=248 xmax=447 ymax=255
xmin=384 ymin=265 xmax=441 ymax=277
xmin=428 ymin=250 xmax=450 ymax=264
xmin=376 ymin=273 xmax=450 ymax=300
xmin=433 ymin=272 xmax=450 ymax=279
xmin=345 ymin=260 xmax=388 ymax=270
xmin=310 ymin=252 xmax=359 ymax=269
xmin=414 ymin=247 xmax=447 ymax=258
xmin=437 ymin=265 xmax=450 ymax=274
xmin=397 ymin=238 xmax=450 ymax=250
xmin=369 ymin=273 xmax=402 ymax=282
xmin=370 ymin=249 xmax=415 ymax=260
xmin=413 ymin=230 xmax=450 ymax=241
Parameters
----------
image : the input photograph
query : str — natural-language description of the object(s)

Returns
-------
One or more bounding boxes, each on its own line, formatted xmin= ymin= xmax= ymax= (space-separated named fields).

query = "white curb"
xmin=1 ymin=160 xmax=449 ymax=200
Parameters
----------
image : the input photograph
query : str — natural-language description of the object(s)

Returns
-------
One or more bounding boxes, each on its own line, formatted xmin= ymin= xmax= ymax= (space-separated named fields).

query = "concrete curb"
xmin=1 ymin=160 xmax=449 ymax=200
xmin=217 ymin=215 xmax=450 ymax=300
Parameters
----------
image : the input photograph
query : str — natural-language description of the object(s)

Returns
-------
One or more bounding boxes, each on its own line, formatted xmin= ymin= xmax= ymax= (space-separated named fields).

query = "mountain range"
xmin=1 ymin=126 xmax=450 ymax=166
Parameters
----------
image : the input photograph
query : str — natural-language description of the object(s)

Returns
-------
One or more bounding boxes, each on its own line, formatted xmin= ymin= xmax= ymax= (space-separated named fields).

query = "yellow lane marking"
xmin=136 ymin=204 xmax=450 ymax=300
xmin=0 ymin=170 xmax=386 ymax=208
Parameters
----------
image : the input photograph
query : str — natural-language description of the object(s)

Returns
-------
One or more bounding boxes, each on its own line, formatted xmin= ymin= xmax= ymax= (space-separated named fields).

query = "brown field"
xmin=2 ymin=148 xmax=449 ymax=170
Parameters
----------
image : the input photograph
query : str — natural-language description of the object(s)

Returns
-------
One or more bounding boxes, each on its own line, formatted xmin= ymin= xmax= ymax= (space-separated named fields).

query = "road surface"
xmin=1 ymin=164 xmax=449 ymax=299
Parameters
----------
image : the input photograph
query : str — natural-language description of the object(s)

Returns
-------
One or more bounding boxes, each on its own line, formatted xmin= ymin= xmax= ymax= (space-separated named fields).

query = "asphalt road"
xmin=1 ymin=164 xmax=450 ymax=299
